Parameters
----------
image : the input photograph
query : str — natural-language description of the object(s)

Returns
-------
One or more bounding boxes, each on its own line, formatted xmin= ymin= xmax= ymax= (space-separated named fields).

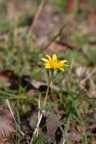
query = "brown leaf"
xmin=67 ymin=132 xmax=81 ymax=142
xmin=0 ymin=117 xmax=15 ymax=140
xmin=0 ymin=139 xmax=14 ymax=144
xmin=44 ymin=111 xmax=58 ymax=136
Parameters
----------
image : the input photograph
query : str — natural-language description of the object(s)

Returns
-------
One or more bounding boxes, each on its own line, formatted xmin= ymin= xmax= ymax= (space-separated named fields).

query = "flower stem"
xmin=43 ymin=70 xmax=54 ymax=106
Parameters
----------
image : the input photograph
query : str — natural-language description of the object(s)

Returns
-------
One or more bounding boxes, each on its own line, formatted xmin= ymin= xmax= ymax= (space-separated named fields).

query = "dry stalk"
xmin=28 ymin=0 xmax=45 ymax=37
xmin=30 ymin=94 xmax=45 ymax=144
xmin=6 ymin=99 xmax=25 ymax=136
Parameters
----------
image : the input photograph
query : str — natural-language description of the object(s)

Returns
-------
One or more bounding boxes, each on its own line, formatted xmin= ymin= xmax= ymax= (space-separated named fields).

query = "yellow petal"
xmin=52 ymin=54 xmax=57 ymax=61
xmin=46 ymin=55 xmax=51 ymax=60
xmin=42 ymin=54 xmax=68 ymax=72
xmin=58 ymin=62 xmax=64 ymax=67
xmin=59 ymin=68 xmax=64 ymax=71
xmin=60 ymin=60 xmax=68 ymax=64
xmin=45 ymin=65 xmax=52 ymax=68
xmin=42 ymin=58 xmax=49 ymax=62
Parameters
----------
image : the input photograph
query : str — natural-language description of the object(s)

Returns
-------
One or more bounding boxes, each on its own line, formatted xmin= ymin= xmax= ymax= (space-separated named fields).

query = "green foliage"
xmin=51 ymin=0 xmax=68 ymax=11
xmin=32 ymin=135 xmax=45 ymax=144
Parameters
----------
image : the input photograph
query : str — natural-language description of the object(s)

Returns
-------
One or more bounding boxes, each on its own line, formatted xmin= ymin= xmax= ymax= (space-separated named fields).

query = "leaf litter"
xmin=0 ymin=105 xmax=15 ymax=143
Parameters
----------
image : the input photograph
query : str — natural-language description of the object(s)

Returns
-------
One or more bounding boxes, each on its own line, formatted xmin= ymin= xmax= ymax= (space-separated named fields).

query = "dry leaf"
xmin=0 ymin=117 xmax=15 ymax=140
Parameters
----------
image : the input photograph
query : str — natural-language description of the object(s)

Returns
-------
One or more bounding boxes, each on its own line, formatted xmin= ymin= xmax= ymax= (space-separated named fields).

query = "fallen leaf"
xmin=0 ymin=117 xmax=15 ymax=140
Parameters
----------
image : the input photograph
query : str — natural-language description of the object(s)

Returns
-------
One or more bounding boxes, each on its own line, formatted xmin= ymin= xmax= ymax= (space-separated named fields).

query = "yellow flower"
xmin=42 ymin=54 xmax=68 ymax=71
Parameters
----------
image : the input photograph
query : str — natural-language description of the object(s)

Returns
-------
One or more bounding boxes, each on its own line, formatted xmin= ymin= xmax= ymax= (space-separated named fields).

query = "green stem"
xmin=43 ymin=70 xmax=54 ymax=106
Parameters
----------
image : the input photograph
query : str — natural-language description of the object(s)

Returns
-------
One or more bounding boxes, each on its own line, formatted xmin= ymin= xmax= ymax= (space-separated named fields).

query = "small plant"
xmin=30 ymin=54 xmax=68 ymax=143
xmin=42 ymin=53 xmax=68 ymax=106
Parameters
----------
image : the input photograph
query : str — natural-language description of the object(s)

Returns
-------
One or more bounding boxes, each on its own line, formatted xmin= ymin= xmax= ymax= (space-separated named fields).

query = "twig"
xmin=29 ymin=94 xmax=45 ymax=144
xmin=28 ymin=0 xmax=45 ymax=37
xmin=62 ymin=138 xmax=65 ymax=144
xmin=34 ymin=94 xmax=41 ymax=137
xmin=30 ymin=112 xmax=45 ymax=144
xmin=6 ymin=99 xmax=25 ymax=136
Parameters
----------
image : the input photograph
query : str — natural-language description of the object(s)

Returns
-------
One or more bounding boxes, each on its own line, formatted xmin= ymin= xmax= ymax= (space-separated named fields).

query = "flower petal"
xmin=42 ymin=53 xmax=68 ymax=72
xmin=59 ymin=68 xmax=64 ymax=71
xmin=52 ymin=54 xmax=57 ymax=61
xmin=45 ymin=65 xmax=52 ymax=68
xmin=60 ymin=60 xmax=68 ymax=64
xmin=64 ymin=64 xmax=69 ymax=66
xmin=46 ymin=55 xmax=51 ymax=60
xmin=41 ymin=58 xmax=49 ymax=62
